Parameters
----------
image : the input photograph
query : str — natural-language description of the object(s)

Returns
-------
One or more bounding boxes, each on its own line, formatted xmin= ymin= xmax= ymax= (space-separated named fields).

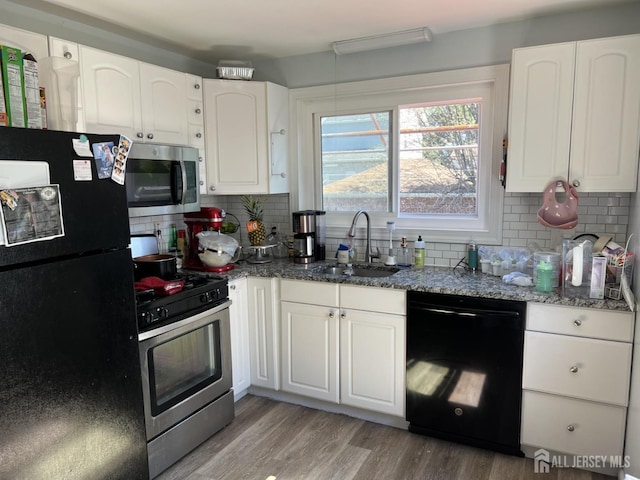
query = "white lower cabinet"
xmin=247 ymin=277 xmax=280 ymax=390
xmin=339 ymin=307 xmax=405 ymax=416
xmin=521 ymin=303 xmax=634 ymax=466
xmin=279 ymin=279 xmax=405 ymax=417
xmin=280 ymin=301 xmax=339 ymax=402
xmin=229 ymin=277 xmax=250 ymax=400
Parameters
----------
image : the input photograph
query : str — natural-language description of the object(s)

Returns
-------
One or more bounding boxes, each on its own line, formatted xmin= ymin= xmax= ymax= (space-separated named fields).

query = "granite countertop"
xmin=211 ymin=258 xmax=631 ymax=312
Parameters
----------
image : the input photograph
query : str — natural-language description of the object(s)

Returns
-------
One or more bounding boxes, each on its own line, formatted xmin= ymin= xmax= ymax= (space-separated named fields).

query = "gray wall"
xmin=253 ymin=1 xmax=640 ymax=88
xmin=1 ymin=1 xmax=639 ymax=87
xmin=0 ymin=0 xmax=218 ymax=77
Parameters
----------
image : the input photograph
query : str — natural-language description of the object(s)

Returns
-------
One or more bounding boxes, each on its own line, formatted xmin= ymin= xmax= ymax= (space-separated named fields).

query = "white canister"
xmin=480 ymin=258 xmax=491 ymax=273
xmin=492 ymin=261 xmax=502 ymax=276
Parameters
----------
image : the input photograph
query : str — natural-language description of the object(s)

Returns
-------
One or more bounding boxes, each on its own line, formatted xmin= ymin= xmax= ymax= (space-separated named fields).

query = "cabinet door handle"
xmin=229 ymin=284 xmax=236 ymax=290
xmin=147 ymin=133 xmax=154 ymax=140
xmin=136 ymin=132 xmax=144 ymax=138
xmin=573 ymin=179 xmax=581 ymax=188
xmin=196 ymin=132 xmax=202 ymax=138
xmin=329 ymin=311 xmax=335 ymax=319
xmin=573 ymin=319 xmax=582 ymax=326
xmin=195 ymin=108 xmax=201 ymax=114
xmin=567 ymin=424 xmax=575 ymax=432
xmin=63 ymin=51 xmax=72 ymax=59
xmin=194 ymin=83 xmax=201 ymax=90
xmin=340 ymin=312 xmax=346 ymax=319
xmin=209 ymin=186 xmax=216 ymax=192
xmin=199 ymin=180 xmax=204 ymax=186
xmin=570 ymin=366 xmax=579 ymax=373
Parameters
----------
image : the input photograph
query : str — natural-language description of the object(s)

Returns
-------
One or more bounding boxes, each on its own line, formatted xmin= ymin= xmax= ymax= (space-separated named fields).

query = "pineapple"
xmin=241 ymin=195 xmax=266 ymax=245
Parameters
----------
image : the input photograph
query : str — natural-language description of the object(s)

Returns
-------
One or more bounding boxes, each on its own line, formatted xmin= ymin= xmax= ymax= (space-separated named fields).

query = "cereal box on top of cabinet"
xmin=0 ymin=45 xmax=27 ymax=127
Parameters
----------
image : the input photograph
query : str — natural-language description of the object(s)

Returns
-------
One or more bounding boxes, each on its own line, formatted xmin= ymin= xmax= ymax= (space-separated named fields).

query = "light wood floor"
xmin=157 ymin=394 xmax=613 ymax=480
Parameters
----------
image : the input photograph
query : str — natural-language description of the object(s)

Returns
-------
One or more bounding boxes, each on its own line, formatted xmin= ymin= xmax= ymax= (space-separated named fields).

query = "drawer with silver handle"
xmin=523 ymin=331 xmax=632 ymax=406
xmin=521 ymin=390 xmax=626 ymax=458
xmin=340 ymin=284 xmax=405 ymax=315
xmin=281 ymin=279 xmax=339 ymax=307
xmin=527 ymin=303 xmax=633 ymax=342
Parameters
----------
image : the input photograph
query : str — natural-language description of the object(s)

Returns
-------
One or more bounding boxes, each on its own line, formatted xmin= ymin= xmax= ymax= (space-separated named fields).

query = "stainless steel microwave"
xmin=126 ymin=143 xmax=200 ymax=217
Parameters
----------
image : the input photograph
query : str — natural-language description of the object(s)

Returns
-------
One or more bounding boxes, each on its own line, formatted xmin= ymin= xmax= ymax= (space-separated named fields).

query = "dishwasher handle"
xmin=409 ymin=302 xmax=521 ymax=319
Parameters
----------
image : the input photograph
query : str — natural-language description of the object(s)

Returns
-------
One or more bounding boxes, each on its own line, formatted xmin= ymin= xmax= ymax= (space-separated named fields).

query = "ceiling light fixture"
xmin=332 ymin=27 xmax=432 ymax=55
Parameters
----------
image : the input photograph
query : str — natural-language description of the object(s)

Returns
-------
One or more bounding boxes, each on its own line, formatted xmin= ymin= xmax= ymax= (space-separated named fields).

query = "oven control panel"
xmin=200 ymin=288 xmax=225 ymax=305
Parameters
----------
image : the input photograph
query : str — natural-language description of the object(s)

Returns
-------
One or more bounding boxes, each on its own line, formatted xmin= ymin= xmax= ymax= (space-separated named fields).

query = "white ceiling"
xmin=36 ymin=0 xmax=629 ymax=61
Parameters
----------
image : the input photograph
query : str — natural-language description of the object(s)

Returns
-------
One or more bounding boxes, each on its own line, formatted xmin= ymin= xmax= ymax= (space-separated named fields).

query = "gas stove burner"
xmin=135 ymin=289 xmax=155 ymax=307
xmin=204 ymin=273 xmax=226 ymax=281
xmin=175 ymin=273 xmax=210 ymax=289
xmin=135 ymin=273 xmax=229 ymax=332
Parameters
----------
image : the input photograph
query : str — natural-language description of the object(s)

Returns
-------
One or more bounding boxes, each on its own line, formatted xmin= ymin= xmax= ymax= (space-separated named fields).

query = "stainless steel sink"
xmin=352 ymin=267 xmax=400 ymax=277
xmin=324 ymin=266 xmax=345 ymax=275
xmin=321 ymin=265 xmax=400 ymax=277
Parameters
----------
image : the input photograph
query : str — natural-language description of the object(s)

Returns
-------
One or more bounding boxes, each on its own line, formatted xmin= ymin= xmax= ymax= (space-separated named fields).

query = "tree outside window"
xmin=399 ymin=101 xmax=479 ymax=216
xmin=320 ymin=101 xmax=480 ymax=218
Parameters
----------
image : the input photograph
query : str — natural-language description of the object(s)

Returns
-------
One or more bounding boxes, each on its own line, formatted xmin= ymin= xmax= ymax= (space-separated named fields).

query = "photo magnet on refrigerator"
xmin=111 ymin=135 xmax=132 ymax=185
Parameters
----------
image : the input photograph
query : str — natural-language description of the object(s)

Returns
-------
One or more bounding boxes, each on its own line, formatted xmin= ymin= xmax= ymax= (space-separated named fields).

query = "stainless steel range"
xmin=136 ymin=273 xmax=234 ymax=478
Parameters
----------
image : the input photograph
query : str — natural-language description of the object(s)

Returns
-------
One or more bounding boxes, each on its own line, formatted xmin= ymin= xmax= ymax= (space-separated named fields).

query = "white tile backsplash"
xmin=325 ymin=192 xmax=631 ymax=266
xmin=128 ymin=191 xmax=630 ymax=266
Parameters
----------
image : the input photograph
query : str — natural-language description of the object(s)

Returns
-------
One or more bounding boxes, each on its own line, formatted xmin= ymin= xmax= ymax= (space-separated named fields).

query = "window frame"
xmin=289 ymin=65 xmax=509 ymax=245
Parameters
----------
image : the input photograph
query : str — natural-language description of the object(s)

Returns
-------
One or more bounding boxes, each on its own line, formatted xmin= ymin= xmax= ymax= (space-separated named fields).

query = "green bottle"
xmin=168 ymin=223 xmax=177 ymax=253
xmin=414 ymin=236 xmax=425 ymax=267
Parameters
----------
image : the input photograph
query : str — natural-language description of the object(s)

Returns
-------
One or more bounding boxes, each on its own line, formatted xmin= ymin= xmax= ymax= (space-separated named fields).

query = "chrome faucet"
xmin=348 ymin=210 xmax=381 ymax=263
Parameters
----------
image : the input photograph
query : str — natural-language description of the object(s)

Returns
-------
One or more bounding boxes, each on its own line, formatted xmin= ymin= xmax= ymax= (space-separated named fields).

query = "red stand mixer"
xmin=184 ymin=207 xmax=238 ymax=272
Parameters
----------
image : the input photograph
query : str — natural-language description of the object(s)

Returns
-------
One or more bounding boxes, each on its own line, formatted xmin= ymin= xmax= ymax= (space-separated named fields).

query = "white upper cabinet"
xmin=507 ymin=43 xmax=575 ymax=192
xmin=0 ymin=23 xmax=48 ymax=61
xmin=80 ymin=46 xmax=142 ymax=137
xmin=507 ymin=34 xmax=640 ymax=192
xmin=79 ymin=45 xmax=191 ymax=145
xmin=569 ymin=35 xmax=640 ymax=192
xmin=185 ymin=74 xmax=207 ymax=194
xmin=47 ymin=37 xmax=85 ymax=132
xmin=139 ymin=63 xmax=189 ymax=144
xmin=203 ymin=80 xmax=289 ymax=195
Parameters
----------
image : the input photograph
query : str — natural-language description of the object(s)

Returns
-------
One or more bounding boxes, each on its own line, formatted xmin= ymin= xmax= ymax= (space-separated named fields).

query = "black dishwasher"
xmin=406 ymin=291 xmax=525 ymax=456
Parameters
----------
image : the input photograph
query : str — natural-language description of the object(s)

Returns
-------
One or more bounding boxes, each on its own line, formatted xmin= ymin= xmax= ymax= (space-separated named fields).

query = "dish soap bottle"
xmin=398 ymin=237 xmax=411 ymax=267
xmin=414 ymin=236 xmax=426 ymax=267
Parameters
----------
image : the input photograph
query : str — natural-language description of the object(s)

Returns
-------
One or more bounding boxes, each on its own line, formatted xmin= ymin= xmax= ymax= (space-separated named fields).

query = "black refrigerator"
xmin=0 ymin=128 xmax=149 ymax=479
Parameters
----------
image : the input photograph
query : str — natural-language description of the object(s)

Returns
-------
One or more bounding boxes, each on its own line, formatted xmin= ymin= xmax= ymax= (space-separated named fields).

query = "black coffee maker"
xmin=292 ymin=210 xmax=315 ymax=264
xmin=292 ymin=210 xmax=326 ymax=264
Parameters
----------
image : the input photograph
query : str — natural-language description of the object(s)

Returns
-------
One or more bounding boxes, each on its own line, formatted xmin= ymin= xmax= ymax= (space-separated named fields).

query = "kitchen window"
xmin=291 ymin=65 xmax=509 ymax=244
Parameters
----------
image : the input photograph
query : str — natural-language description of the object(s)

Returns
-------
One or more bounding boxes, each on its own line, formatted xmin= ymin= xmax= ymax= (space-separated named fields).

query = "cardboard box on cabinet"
xmin=0 ymin=67 xmax=7 ymax=126
xmin=22 ymin=53 xmax=41 ymax=129
xmin=0 ymin=45 xmax=27 ymax=127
